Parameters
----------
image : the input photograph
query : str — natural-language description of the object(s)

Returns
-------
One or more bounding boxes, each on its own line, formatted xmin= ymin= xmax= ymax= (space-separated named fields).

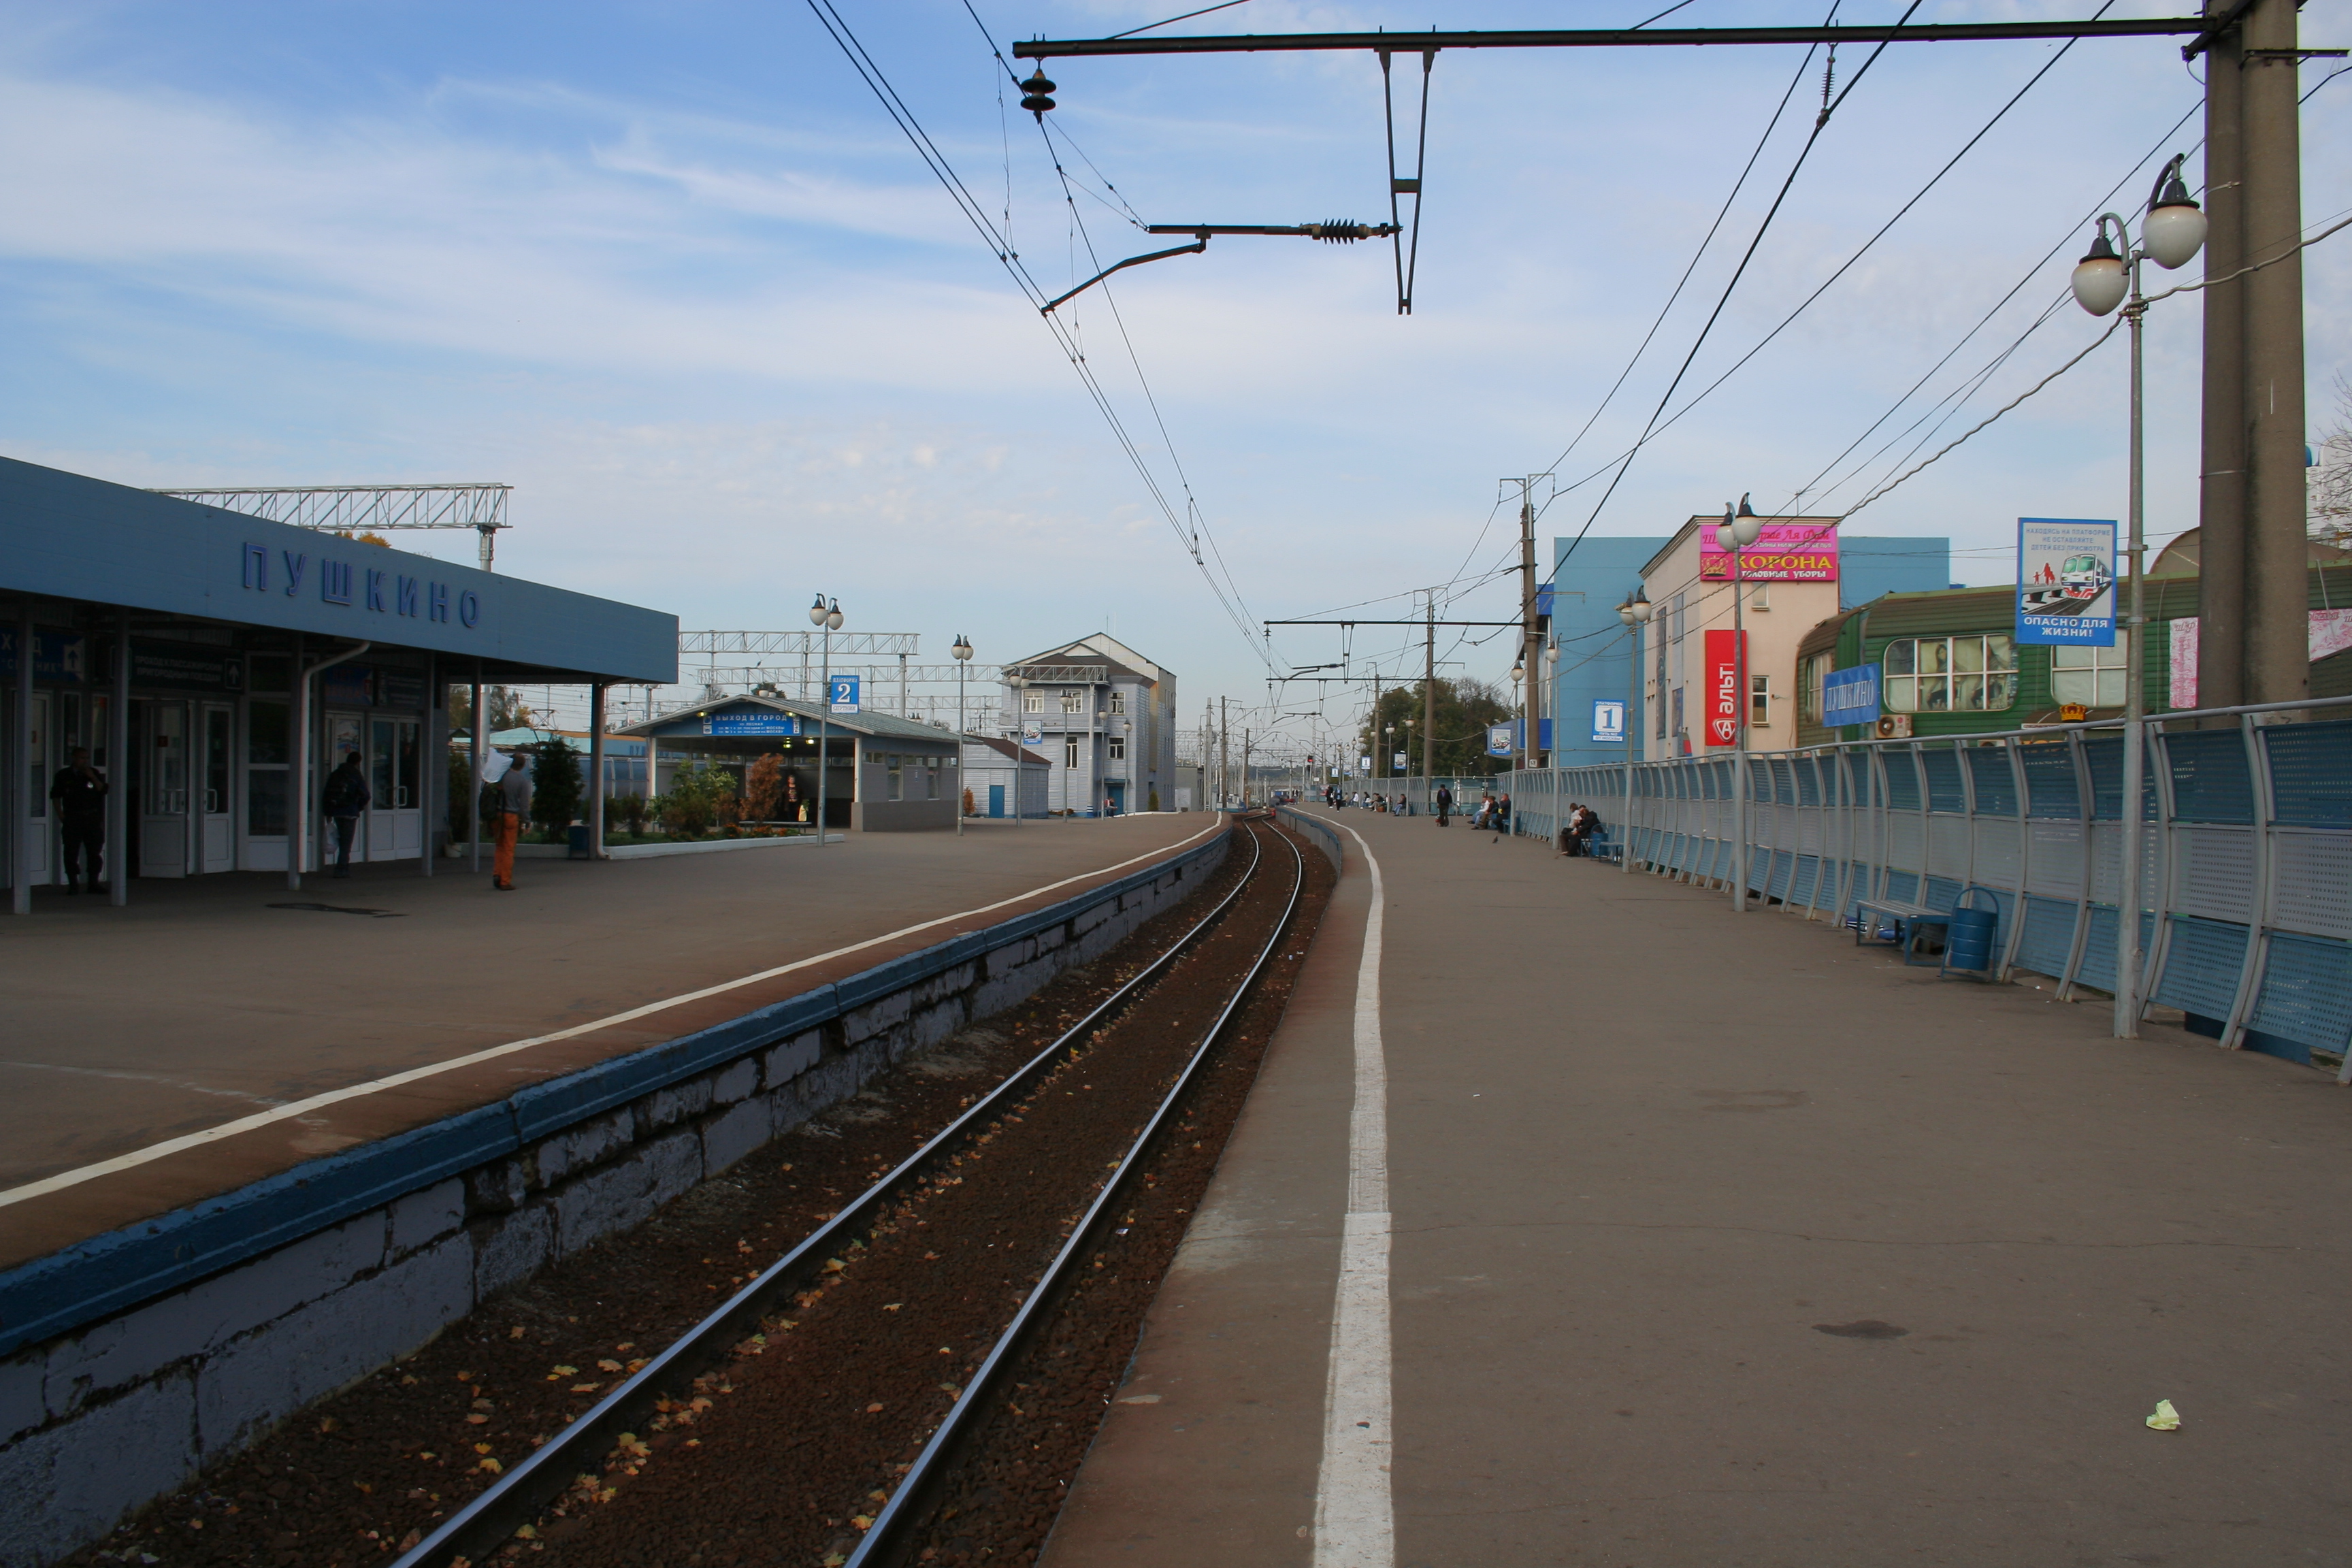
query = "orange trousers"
xmin=493 ymin=811 xmax=522 ymax=885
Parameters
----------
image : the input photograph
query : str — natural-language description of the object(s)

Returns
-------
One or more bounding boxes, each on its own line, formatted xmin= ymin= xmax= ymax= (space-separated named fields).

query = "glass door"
xmin=139 ymin=700 xmax=191 ymax=877
xmin=200 ymin=704 xmax=234 ymax=872
xmin=243 ymin=696 xmax=290 ymax=871
xmin=365 ymin=716 xmax=423 ymax=860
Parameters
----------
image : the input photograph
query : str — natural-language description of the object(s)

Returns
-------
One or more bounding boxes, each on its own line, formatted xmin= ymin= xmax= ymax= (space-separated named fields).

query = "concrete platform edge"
xmin=0 ymin=831 xmax=1230 ymax=1568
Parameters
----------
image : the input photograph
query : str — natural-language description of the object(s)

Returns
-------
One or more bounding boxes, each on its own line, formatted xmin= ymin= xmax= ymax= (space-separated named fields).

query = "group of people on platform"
xmin=1556 ymin=801 xmax=1603 ymax=858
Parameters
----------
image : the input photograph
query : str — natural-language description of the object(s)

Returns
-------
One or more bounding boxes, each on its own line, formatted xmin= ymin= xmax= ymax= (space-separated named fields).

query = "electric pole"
xmin=1219 ymin=696 xmax=1230 ymax=809
xmin=1510 ymin=475 xmax=1542 ymax=773
xmin=1421 ymin=591 xmax=1437 ymax=813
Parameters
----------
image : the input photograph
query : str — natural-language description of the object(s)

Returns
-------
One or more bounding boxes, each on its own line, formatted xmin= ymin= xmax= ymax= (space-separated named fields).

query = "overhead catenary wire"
xmin=813 ymin=0 xmax=1275 ymax=671
xmin=1551 ymin=0 xmax=1923 ymax=570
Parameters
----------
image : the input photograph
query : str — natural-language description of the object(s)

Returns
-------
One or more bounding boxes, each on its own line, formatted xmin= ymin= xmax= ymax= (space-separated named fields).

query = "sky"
xmin=2 ymin=0 xmax=2347 ymax=757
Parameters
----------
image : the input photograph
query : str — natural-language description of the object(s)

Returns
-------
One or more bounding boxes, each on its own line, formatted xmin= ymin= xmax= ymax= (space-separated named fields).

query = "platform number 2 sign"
xmin=830 ymin=675 xmax=860 ymax=713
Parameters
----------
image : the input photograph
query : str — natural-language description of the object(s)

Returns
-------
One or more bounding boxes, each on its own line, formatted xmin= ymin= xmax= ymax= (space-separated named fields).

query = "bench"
xmin=1851 ymin=896 xmax=1953 ymax=966
xmin=1853 ymin=887 xmax=2002 ymax=975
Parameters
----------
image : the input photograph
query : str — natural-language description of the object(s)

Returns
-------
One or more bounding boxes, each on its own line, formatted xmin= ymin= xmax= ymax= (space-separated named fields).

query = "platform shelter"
xmin=1 ymin=457 xmax=676 ymax=908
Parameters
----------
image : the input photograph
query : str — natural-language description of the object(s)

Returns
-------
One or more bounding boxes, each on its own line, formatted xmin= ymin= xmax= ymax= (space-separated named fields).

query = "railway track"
xmin=389 ymin=816 xmax=1309 ymax=1568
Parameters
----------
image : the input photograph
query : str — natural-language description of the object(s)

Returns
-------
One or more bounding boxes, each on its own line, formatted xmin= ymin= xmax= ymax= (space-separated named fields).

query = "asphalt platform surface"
xmin=0 ymin=815 xmax=1220 ymax=1271
xmin=1044 ymin=804 xmax=2349 ymax=1567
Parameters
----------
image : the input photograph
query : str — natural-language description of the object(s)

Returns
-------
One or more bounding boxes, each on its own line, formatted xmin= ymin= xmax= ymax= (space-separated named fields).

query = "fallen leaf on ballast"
xmin=1117 ymin=1394 xmax=1162 ymax=1405
xmin=2146 ymin=1399 xmax=2181 ymax=1431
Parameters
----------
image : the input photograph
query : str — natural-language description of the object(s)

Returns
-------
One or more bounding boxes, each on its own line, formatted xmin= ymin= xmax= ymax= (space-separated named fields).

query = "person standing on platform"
xmin=49 ymin=746 xmax=108 ymax=895
xmin=1493 ymin=793 xmax=1511 ymax=842
xmin=321 ymin=750 xmax=370 ymax=879
xmin=493 ymin=751 xmax=533 ymax=892
xmin=1436 ymin=783 xmax=1452 ymax=826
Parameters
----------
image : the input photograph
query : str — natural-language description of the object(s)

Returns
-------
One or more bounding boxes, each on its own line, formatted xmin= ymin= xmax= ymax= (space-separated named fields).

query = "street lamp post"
xmin=1616 ymin=589 xmax=1653 ymax=875
xmin=1509 ymin=657 xmax=1526 ymax=834
xmin=951 ymin=634 xmax=973 ymax=837
xmin=2071 ymin=153 xmax=2206 ymax=1041
xmin=1721 ymin=497 xmax=1762 ymax=912
xmin=809 ymin=594 xmax=843 ymax=846
xmin=1399 ymin=715 xmax=1414 ymax=814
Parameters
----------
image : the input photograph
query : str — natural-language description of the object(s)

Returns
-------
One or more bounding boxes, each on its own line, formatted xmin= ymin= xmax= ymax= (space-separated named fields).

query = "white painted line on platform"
xmin=0 ymin=821 xmax=1223 ymax=1211
xmin=1313 ymin=817 xmax=1394 ymax=1568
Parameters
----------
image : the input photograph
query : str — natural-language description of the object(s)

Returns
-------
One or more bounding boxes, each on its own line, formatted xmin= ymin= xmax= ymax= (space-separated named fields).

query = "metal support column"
xmin=469 ymin=666 xmax=484 ymax=875
xmin=110 ymin=617 xmax=129 ymax=906
xmin=588 ymin=683 xmax=607 ymax=858
xmin=11 ymin=606 xmax=31 ymax=913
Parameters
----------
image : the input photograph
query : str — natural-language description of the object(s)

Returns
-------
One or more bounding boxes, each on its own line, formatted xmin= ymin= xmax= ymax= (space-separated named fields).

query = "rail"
xmin=389 ymin=821 xmax=1290 ymax=1567
xmin=1508 ymin=698 xmax=2352 ymax=1078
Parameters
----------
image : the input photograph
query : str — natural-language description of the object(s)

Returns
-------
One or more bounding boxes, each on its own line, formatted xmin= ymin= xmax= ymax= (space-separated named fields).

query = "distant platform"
xmin=0 ymin=815 xmax=1218 ymax=1271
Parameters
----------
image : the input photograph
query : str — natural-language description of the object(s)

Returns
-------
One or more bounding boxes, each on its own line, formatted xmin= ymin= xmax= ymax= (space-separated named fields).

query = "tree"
xmin=530 ymin=736 xmax=583 ymax=839
xmin=2313 ymin=373 xmax=2352 ymax=548
xmin=1356 ymin=677 xmax=1515 ymax=781
xmin=448 ymin=685 xmax=527 ymax=734
xmin=744 ymin=754 xmax=785 ymax=821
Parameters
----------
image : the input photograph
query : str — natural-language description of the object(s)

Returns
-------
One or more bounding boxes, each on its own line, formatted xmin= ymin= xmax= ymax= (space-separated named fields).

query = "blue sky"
xmin=3 ymin=1 xmax=2346 ymax=747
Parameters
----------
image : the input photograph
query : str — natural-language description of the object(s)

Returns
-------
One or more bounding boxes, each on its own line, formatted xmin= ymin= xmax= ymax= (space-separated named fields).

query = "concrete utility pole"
xmin=1371 ymin=673 xmax=1384 ymax=783
xmin=1421 ymin=592 xmax=1437 ymax=814
xmin=1515 ymin=478 xmax=1541 ymax=772
xmin=2197 ymin=0 xmax=2310 ymax=712
xmin=1219 ymin=696 xmax=1229 ymax=808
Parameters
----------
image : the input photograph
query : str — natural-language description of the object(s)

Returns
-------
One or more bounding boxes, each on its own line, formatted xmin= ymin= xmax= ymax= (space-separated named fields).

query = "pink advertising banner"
xmin=1701 ymin=523 xmax=1840 ymax=582
xmin=2168 ymin=611 xmax=2352 ymax=707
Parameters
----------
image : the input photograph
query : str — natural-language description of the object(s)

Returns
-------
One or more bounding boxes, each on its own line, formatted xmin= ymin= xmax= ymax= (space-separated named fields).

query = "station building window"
xmin=1109 ymin=692 xmax=1126 ymax=715
xmin=1109 ymin=736 xmax=1126 ymax=761
xmin=1060 ymin=689 xmax=1084 ymax=714
xmin=885 ymin=754 xmax=903 ymax=800
xmin=1064 ymin=736 xmax=1079 ymax=768
xmin=1882 ymin=634 xmax=2016 ymax=713
xmin=1023 ymin=691 xmax=1043 ymax=713
xmin=2051 ymin=644 xmax=2129 ymax=708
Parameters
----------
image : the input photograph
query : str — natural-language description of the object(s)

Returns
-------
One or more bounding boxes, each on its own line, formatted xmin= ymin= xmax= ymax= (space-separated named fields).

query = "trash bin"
xmin=567 ymin=824 xmax=592 ymax=860
xmin=1944 ymin=892 xmax=1997 ymax=973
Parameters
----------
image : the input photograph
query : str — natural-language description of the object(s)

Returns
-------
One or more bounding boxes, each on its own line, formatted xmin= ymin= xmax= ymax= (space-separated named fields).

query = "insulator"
xmin=1020 ymin=69 xmax=1056 ymax=94
xmin=1021 ymin=93 xmax=1056 ymax=112
xmin=1312 ymin=220 xmax=1365 ymax=244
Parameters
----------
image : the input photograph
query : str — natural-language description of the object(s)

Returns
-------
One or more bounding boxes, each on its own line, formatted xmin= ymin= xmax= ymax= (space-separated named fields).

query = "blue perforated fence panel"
xmin=2075 ymin=907 xmax=2158 ymax=994
xmin=2149 ymin=916 xmax=2249 ymax=1019
xmin=2020 ymin=740 xmax=2080 ymax=817
xmin=1790 ymin=854 xmax=1820 ymax=906
xmin=2015 ymin=896 xmax=2079 ymax=978
xmin=1925 ymin=875 xmax=1964 ymax=914
xmin=1884 ymin=752 xmax=1923 ymax=811
xmin=1921 ymin=747 xmax=1967 ymax=813
xmin=1884 ymin=868 xmax=1920 ymax=904
xmin=2165 ymin=730 xmax=2256 ymax=825
xmin=1967 ymin=748 xmax=2020 ymax=816
xmin=2265 ymin=721 xmax=2352 ymax=828
xmin=2247 ymin=934 xmax=2352 ymax=1066
xmin=1765 ymin=849 xmax=1793 ymax=900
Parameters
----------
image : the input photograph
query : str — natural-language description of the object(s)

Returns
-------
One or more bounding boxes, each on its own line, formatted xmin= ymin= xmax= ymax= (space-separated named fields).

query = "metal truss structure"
xmin=152 ymin=484 xmax=513 ymax=569
xmin=681 ymin=631 xmax=921 ymax=658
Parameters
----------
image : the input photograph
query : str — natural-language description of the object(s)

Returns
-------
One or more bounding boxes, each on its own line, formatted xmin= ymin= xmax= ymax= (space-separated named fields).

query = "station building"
xmin=1002 ymin=634 xmax=1177 ymax=815
xmin=1 ymin=457 xmax=676 ymax=907
xmin=617 ymin=693 xmax=962 ymax=832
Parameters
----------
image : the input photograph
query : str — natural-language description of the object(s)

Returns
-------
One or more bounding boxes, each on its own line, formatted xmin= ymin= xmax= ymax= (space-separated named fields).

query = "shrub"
xmin=608 ymin=793 xmax=649 ymax=836
xmin=962 ymin=787 xmax=976 ymax=816
xmin=1148 ymin=789 xmax=1160 ymax=812
xmin=657 ymin=762 xmax=734 ymax=837
xmin=531 ymin=737 xmax=583 ymax=840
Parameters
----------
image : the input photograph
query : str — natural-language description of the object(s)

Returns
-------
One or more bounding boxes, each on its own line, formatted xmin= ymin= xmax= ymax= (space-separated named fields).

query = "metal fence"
xmin=1511 ymin=700 xmax=2352 ymax=1079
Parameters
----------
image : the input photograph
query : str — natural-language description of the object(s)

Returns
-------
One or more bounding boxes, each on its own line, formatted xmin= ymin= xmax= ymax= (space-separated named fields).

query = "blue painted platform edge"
xmin=0 ymin=832 xmax=1223 ymax=1359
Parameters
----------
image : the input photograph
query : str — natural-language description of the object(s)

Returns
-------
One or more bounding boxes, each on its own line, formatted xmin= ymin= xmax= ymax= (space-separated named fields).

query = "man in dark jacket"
xmin=1435 ymin=783 xmax=1452 ymax=826
xmin=321 ymin=751 xmax=370 ymax=878
xmin=49 ymin=747 xmax=108 ymax=894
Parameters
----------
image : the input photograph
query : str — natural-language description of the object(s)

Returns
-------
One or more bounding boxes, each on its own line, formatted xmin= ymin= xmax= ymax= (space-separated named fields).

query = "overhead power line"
xmin=807 ymin=0 xmax=1275 ymax=672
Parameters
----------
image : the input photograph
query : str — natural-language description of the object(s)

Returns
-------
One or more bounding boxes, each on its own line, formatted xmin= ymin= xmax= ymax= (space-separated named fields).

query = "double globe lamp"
xmin=2065 ymin=154 xmax=2206 ymax=1043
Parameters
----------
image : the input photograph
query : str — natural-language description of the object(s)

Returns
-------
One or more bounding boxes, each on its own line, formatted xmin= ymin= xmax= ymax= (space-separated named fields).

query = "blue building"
xmin=3 ymin=457 xmax=676 ymax=904
xmin=1546 ymin=536 xmax=1671 ymax=768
